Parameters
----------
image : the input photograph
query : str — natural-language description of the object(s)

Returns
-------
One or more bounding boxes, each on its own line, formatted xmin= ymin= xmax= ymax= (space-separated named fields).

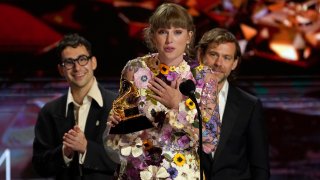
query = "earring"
xmin=185 ymin=44 xmax=190 ymax=56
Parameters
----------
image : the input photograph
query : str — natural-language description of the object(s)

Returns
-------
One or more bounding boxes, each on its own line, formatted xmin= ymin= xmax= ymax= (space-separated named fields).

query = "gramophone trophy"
xmin=109 ymin=78 xmax=153 ymax=134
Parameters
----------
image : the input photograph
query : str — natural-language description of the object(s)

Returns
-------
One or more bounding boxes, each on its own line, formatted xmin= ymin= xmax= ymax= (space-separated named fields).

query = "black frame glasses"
xmin=61 ymin=55 xmax=92 ymax=70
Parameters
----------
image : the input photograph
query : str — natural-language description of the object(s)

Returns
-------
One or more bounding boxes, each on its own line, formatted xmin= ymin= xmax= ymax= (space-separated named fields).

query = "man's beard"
xmin=207 ymin=66 xmax=227 ymax=84
xmin=217 ymin=73 xmax=227 ymax=85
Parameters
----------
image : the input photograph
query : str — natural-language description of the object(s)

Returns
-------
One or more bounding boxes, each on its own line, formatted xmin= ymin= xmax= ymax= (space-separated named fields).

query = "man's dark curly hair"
xmin=56 ymin=33 xmax=92 ymax=62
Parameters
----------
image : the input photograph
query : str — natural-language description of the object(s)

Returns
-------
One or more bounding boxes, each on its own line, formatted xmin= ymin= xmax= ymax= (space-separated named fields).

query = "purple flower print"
xmin=177 ymin=135 xmax=191 ymax=149
xmin=167 ymin=167 xmax=178 ymax=179
xmin=167 ymin=71 xmax=178 ymax=81
xmin=160 ymin=125 xmax=173 ymax=142
xmin=145 ymin=147 xmax=164 ymax=166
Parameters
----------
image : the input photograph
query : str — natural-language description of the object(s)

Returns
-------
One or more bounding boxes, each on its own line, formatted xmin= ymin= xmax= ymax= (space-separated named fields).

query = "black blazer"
xmin=203 ymin=84 xmax=270 ymax=180
xmin=32 ymin=84 xmax=118 ymax=180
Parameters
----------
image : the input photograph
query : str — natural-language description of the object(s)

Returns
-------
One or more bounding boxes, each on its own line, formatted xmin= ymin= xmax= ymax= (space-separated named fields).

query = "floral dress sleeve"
xmin=192 ymin=65 xmax=221 ymax=154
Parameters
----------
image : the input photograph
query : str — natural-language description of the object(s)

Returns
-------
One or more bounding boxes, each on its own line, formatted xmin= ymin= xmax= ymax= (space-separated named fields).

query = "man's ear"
xmin=57 ymin=64 xmax=64 ymax=77
xmin=91 ymin=56 xmax=97 ymax=70
xmin=231 ymin=58 xmax=239 ymax=70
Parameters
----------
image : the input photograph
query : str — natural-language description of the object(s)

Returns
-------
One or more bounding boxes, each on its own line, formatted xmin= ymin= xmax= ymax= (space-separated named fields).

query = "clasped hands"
xmin=63 ymin=126 xmax=87 ymax=158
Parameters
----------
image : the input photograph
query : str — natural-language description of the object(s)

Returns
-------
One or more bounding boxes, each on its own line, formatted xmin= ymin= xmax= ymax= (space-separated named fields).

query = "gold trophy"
xmin=109 ymin=78 xmax=153 ymax=134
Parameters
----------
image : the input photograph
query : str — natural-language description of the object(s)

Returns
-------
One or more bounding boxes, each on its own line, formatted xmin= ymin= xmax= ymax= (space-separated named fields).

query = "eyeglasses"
xmin=61 ymin=55 xmax=92 ymax=70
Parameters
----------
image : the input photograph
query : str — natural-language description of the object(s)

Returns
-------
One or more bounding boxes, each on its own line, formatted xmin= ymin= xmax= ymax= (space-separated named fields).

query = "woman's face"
xmin=153 ymin=26 xmax=192 ymax=66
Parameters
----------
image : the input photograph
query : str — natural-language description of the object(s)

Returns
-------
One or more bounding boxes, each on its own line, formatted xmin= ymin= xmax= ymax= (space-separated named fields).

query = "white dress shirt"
xmin=212 ymin=80 xmax=229 ymax=158
xmin=63 ymin=78 xmax=103 ymax=165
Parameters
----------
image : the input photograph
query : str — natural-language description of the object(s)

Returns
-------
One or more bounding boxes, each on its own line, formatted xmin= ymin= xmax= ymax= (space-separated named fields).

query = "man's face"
xmin=58 ymin=45 xmax=97 ymax=90
xmin=201 ymin=42 xmax=238 ymax=85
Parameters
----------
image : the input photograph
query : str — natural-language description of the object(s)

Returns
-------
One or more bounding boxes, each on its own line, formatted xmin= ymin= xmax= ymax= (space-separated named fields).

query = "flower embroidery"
xmin=169 ymin=66 xmax=176 ymax=71
xmin=176 ymin=165 xmax=196 ymax=180
xmin=143 ymin=54 xmax=160 ymax=75
xmin=177 ymin=102 xmax=197 ymax=125
xmin=126 ymin=156 xmax=147 ymax=176
xmin=108 ymin=54 xmax=217 ymax=179
xmin=167 ymin=167 xmax=178 ymax=179
xmin=106 ymin=134 xmax=121 ymax=150
xmin=177 ymin=135 xmax=191 ymax=149
xmin=186 ymin=109 xmax=197 ymax=124
xmin=134 ymin=68 xmax=153 ymax=88
xmin=167 ymin=71 xmax=179 ymax=81
xmin=159 ymin=63 xmax=170 ymax=75
xmin=140 ymin=165 xmax=170 ymax=180
xmin=145 ymin=147 xmax=164 ymax=166
xmin=201 ymin=110 xmax=210 ymax=123
xmin=157 ymin=62 xmax=187 ymax=85
xmin=173 ymin=153 xmax=186 ymax=167
xmin=192 ymin=64 xmax=207 ymax=88
xmin=168 ymin=111 xmax=184 ymax=129
xmin=160 ymin=124 xmax=173 ymax=142
xmin=185 ymin=154 xmax=198 ymax=168
xmin=119 ymin=136 xmax=143 ymax=157
xmin=185 ymin=98 xmax=195 ymax=110
xmin=143 ymin=139 xmax=153 ymax=151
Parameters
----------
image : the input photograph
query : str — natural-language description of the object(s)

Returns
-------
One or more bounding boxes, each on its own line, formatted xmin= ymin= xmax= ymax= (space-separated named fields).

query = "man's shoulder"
xmin=40 ymin=94 xmax=67 ymax=113
xmin=229 ymin=84 xmax=259 ymax=103
xmin=98 ymin=84 xmax=117 ymax=100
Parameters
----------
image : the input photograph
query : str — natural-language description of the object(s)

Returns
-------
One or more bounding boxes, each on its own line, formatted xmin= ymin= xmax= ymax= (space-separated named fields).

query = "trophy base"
xmin=109 ymin=116 xmax=153 ymax=134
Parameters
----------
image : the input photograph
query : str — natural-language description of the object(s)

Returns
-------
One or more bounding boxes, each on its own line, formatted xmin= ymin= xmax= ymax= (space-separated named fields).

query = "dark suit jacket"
xmin=203 ymin=84 xmax=270 ymax=180
xmin=32 ymin=84 xmax=118 ymax=180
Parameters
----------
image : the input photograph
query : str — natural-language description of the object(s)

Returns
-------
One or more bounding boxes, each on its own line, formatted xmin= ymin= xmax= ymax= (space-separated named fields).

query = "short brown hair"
xmin=197 ymin=28 xmax=241 ymax=81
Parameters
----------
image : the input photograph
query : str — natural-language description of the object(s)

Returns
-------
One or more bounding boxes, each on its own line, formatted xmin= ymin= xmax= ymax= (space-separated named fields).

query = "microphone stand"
xmin=189 ymin=94 xmax=204 ymax=180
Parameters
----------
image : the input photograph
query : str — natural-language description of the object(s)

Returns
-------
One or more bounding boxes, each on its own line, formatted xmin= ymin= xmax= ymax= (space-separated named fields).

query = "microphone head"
xmin=179 ymin=79 xmax=196 ymax=96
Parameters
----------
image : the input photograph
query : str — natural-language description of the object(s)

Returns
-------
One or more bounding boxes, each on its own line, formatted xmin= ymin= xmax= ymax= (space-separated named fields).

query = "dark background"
xmin=0 ymin=0 xmax=319 ymax=179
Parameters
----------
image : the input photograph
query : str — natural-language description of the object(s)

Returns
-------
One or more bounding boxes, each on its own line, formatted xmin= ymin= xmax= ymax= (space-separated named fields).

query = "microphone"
xmin=179 ymin=79 xmax=197 ymax=111
xmin=179 ymin=79 xmax=204 ymax=180
xmin=179 ymin=79 xmax=196 ymax=97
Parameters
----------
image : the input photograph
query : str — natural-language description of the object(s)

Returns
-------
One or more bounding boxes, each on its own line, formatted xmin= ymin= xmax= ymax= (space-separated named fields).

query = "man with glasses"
xmin=32 ymin=33 xmax=118 ymax=179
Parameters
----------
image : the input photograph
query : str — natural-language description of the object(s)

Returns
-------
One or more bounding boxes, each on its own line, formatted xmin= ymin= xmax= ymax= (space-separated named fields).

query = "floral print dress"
xmin=106 ymin=54 xmax=219 ymax=180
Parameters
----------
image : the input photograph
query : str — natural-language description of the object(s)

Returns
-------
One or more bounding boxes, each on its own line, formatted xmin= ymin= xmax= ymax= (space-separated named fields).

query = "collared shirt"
xmin=218 ymin=80 xmax=229 ymax=122
xmin=63 ymin=78 xmax=103 ymax=165
xmin=212 ymin=80 xmax=229 ymax=158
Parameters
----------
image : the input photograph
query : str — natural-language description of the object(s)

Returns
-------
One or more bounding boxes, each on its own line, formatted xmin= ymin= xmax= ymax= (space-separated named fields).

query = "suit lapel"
xmin=84 ymin=85 xmax=111 ymax=139
xmin=213 ymin=85 xmax=239 ymax=164
xmin=202 ymin=151 xmax=213 ymax=178
xmin=84 ymin=100 xmax=102 ymax=139
xmin=54 ymin=95 xmax=75 ymax=137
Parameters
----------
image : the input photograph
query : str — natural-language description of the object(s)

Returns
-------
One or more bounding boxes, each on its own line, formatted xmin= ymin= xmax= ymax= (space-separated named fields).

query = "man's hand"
xmin=63 ymin=145 xmax=74 ymax=158
xmin=63 ymin=126 xmax=87 ymax=154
